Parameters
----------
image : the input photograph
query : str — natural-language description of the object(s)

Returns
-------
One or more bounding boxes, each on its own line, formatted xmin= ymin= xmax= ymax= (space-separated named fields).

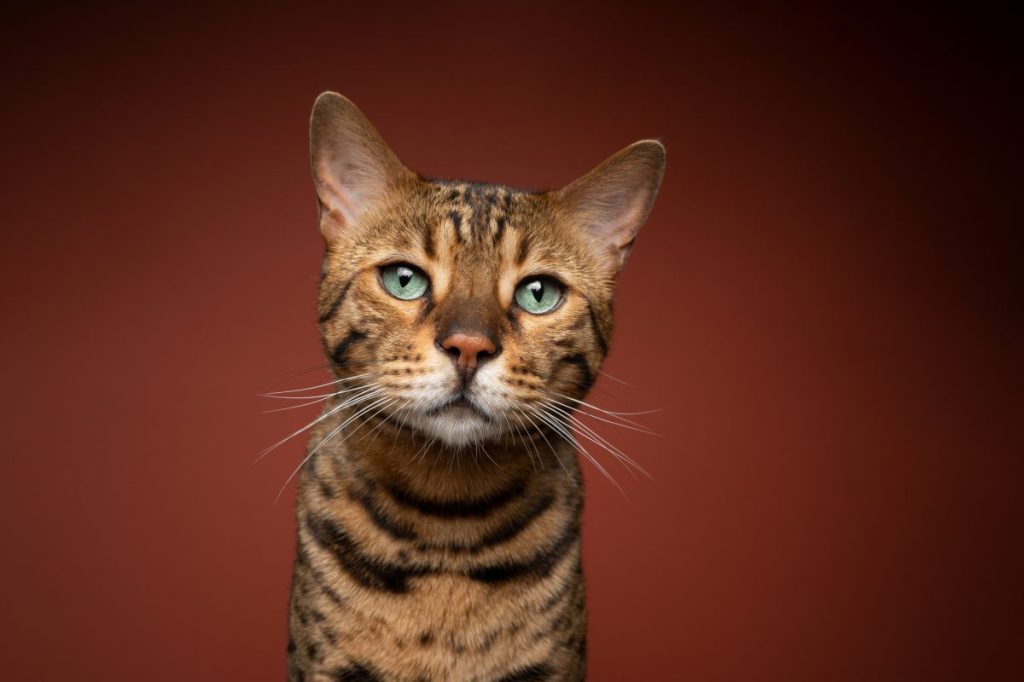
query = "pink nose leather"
xmin=441 ymin=332 xmax=497 ymax=370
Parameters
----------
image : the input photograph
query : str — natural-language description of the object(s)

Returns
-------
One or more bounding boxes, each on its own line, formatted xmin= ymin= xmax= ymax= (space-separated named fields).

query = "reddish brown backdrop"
xmin=2 ymin=3 xmax=1019 ymax=680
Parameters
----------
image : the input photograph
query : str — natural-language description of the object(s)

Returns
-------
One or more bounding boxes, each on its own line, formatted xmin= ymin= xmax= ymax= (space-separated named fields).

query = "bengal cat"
xmin=285 ymin=92 xmax=664 ymax=681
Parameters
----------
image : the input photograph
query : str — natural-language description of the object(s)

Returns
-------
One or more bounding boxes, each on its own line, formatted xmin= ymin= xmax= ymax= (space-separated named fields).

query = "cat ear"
xmin=309 ymin=92 xmax=412 ymax=240
xmin=552 ymin=140 xmax=665 ymax=274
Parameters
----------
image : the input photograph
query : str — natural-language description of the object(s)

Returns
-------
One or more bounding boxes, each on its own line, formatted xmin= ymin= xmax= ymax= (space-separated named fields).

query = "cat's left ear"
xmin=552 ymin=140 xmax=665 ymax=275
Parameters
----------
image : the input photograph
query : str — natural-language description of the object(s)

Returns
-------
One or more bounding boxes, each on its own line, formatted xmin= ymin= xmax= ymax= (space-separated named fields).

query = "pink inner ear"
xmin=556 ymin=140 xmax=665 ymax=274
xmin=316 ymin=161 xmax=360 ymax=230
xmin=607 ymin=191 xmax=650 ymax=250
xmin=579 ymin=183 xmax=657 ymax=273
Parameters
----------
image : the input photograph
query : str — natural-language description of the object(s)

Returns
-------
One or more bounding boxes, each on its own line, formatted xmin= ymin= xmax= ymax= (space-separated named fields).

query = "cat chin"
xmin=405 ymin=409 xmax=504 ymax=449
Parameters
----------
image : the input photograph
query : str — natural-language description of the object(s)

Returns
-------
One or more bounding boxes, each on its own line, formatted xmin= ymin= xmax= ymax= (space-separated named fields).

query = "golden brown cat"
xmin=286 ymin=92 xmax=664 ymax=681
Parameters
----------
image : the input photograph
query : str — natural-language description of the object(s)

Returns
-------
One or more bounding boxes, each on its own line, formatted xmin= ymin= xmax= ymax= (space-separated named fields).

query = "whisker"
xmin=546 ymin=403 xmax=650 ymax=479
xmin=261 ymin=372 xmax=375 ymax=397
xmin=352 ymin=399 xmax=399 ymax=448
xmin=274 ymin=395 xmax=392 ymax=503
xmin=544 ymin=400 xmax=649 ymax=474
xmin=509 ymin=406 xmax=543 ymax=471
xmin=263 ymin=363 xmax=332 ymax=391
xmin=253 ymin=386 xmax=382 ymax=464
xmin=598 ymin=369 xmax=634 ymax=387
xmin=390 ymin=399 xmax=414 ymax=449
xmin=533 ymin=407 xmax=622 ymax=497
xmin=517 ymin=406 xmax=577 ymax=489
xmin=260 ymin=382 xmax=377 ymax=404
xmin=261 ymin=396 xmax=338 ymax=413
xmin=501 ymin=409 xmax=536 ymax=472
xmin=363 ymin=399 xmax=404 ymax=449
xmin=412 ymin=434 xmax=438 ymax=465
xmin=549 ymin=391 xmax=659 ymax=428
xmin=545 ymin=399 xmax=660 ymax=436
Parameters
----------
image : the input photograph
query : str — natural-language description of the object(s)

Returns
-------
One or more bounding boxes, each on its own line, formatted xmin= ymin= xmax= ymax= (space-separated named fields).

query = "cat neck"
xmin=303 ymin=401 xmax=581 ymax=506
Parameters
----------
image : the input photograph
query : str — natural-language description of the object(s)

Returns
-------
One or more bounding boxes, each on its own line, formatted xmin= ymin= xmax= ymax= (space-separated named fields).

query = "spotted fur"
xmin=287 ymin=92 xmax=664 ymax=681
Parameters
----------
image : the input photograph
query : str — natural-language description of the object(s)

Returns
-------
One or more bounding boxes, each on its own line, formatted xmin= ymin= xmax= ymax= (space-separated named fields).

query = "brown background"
xmin=1 ymin=3 xmax=1019 ymax=680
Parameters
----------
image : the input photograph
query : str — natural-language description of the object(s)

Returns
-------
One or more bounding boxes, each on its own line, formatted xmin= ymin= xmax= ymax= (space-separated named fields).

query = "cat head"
xmin=310 ymin=92 xmax=664 ymax=448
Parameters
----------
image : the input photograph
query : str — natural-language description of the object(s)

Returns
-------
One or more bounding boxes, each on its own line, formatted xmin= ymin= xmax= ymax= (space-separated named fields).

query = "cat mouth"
xmin=426 ymin=393 xmax=492 ymax=422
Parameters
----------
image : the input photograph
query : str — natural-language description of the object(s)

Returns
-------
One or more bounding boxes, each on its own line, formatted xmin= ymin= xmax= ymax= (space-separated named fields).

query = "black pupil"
xmin=528 ymin=281 xmax=544 ymax=302
xmin=398 ymin=268 xmax=412 ymax=288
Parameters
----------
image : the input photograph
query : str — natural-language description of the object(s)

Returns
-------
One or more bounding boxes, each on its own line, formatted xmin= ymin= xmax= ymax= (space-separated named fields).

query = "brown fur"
xmin=287 ymin=93 xmax=664 ymax=681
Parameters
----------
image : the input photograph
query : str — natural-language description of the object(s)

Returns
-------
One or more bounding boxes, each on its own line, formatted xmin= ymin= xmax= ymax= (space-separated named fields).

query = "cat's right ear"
xmin=310 ymin=92 xmax=411 ymax=240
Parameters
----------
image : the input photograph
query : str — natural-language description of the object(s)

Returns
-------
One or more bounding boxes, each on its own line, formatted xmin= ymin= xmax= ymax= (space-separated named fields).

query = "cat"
xmin=286 ymin=92 xmax=664 ymax=681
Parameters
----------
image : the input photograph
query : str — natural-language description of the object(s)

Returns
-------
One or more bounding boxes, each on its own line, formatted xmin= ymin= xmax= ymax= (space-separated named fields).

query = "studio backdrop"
xmin=1 ymin=3 xmax=1018 ymax=681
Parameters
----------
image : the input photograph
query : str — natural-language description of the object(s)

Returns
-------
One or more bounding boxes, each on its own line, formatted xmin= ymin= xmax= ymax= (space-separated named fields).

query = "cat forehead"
xmin=357 ymin=178 xmax=580 ymax=274
xmin=420 ymin=180 xmax=545 ymax=246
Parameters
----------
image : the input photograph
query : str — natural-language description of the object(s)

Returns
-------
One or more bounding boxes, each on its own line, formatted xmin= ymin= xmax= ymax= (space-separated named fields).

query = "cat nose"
xmin=438 ymin=332 xmax=499 ymax=371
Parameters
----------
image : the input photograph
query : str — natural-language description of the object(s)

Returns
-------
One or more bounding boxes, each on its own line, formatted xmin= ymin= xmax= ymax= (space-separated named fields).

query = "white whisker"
xmin=551 ymin=401 xmax=660 ymax=436
xmin=261 ymin=372 xmax=375 ymax=397
xmin=517 ymin=406 xmax=578 ymax=489
xmin=253 ymin=386 xmax=382 ymax=464
xmin=598 ymin=369 xmax=634 ymax=387
xmin=549 ymin=391 xmax=660 ymax=428
xmin=548 ymin=404 xmax=649 ymax=479
xmin=533 ymin=407 xmax=621 ymax=497
xmin=274 ymin=395 xmax=392 ymax=503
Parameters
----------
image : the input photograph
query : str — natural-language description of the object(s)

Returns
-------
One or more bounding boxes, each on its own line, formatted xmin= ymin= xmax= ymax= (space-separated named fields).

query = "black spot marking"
xmin=334 ymin=662 xmax=382 ymax=682
xmin=478 ymin=628 xmax=500 ymax=653
xmin=297 ymin=548 xmax=347 ymax=606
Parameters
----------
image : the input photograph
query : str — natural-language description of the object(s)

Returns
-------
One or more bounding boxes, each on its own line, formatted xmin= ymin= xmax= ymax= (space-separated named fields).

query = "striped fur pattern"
xmin=287 ymin=93 xmax=664 ymax=681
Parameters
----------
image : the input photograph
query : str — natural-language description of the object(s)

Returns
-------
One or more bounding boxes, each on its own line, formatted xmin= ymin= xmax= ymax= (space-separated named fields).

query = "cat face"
xmin=311 ymin=93 xmax=664 ymax=448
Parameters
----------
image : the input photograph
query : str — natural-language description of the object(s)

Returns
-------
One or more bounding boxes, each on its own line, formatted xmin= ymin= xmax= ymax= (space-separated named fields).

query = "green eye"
xmin=380 ymin=263 xmax=429 ymax=300
xmin=514 ymin=276 xmax=564 ymax=314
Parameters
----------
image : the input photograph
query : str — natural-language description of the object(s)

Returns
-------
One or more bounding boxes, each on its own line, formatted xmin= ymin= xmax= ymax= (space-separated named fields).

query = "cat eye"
xmin=380 ymin=263 xmax=429 ymax=300
xmin=513 ymin=276 xmax=564 ymax=315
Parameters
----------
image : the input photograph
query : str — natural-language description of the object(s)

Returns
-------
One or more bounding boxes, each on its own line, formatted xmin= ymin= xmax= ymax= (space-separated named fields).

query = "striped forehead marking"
xmin=438 ymin=182 xmax=524 ymax=246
